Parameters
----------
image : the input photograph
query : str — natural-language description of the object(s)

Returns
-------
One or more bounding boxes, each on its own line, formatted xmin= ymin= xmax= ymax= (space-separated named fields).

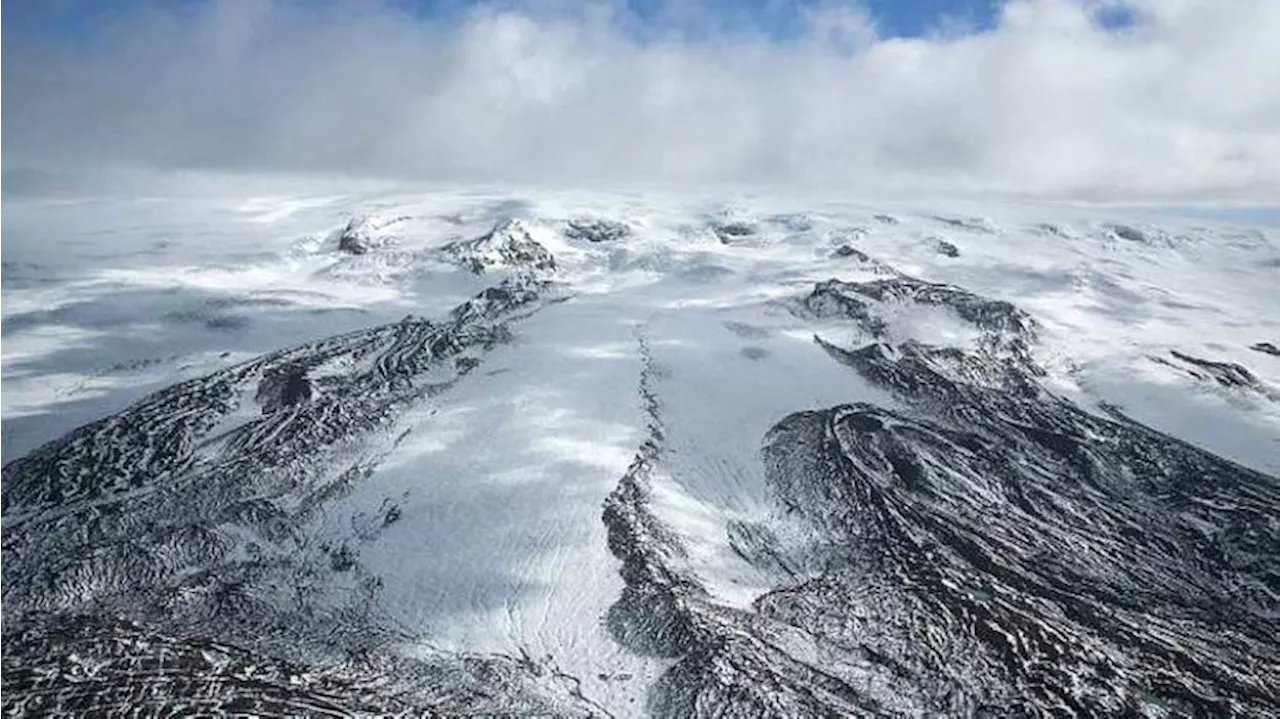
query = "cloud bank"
xmin=4 ymin=0 xmax=1279 ymax=200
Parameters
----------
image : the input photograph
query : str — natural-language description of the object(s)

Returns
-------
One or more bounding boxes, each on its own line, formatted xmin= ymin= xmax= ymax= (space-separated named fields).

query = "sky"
xmin=4 ymin=0 xmax=1010 ymax=43
xmin=437 ymin=0 xmax=1010 ymax=39
xmin=3 ymin=0 xmax=1278 ymax=201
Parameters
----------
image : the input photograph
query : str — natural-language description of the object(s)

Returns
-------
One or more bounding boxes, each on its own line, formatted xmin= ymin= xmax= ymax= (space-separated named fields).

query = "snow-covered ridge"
xmin=3 ymin=188 xmax=1278 ymax=716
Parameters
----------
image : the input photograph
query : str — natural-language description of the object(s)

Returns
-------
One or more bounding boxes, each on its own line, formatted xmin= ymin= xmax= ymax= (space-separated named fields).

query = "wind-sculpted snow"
xmin=3 ymin=188 xmax=1279 ymax=717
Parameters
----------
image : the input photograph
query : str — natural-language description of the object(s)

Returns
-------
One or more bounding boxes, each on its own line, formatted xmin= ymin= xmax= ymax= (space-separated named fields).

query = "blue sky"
xmin=5 ymin=0 xmax=1145 ymax=51
xmin=8 ymin=0 xmax=1008 ymax=42
xmin=849 ymin=0 xmax=1000 ymax=36
xmin=552 ymin=0 xmax=1003 ymax=39
xmin=602 ymin=0 xmax=1004 ymax=39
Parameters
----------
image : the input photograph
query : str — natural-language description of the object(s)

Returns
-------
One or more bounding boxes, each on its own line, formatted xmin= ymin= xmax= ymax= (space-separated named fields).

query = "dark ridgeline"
xmin=603 ymin=268 xmax=1279 ymax=717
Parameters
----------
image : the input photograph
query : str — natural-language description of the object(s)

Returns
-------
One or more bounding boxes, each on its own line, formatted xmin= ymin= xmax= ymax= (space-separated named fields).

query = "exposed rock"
xmin=932 ymin=215 xmax=996 ymax=233
xmin=932 ymin=237 xmax=961 ymax=257
xmin=1032 ymin=222 xmax=1073 ymax=238
xmin=334 ymin=215 xmax=408 ymax=255
xmin=1153 ymin=350 xmax=1265 ymax=391
xmin=439 ymin=219 xmax=556 ymax=275
xmin=2 ymin=614 xmax=604 ymax=717
xmin=799 ymin=276 xmax=1039 ymax=366
xmin=1250 ymin=341 xmax=1280 ymax=357
xmin=710 ymin=221 xmax=758 ymax=243
xmin=337 ymin=219 xmax=372 ymax=255
xmin=0 ymin=279 xmax=603 ymax=716
xmin=1102 ymin=223 xmax=1183 ymax=247
xmin=829 ymin=245 xmax=899 ymax=274
xmin=449 ymin=275 xmax=549 ymax=324
xmin=255 ymin=364 xmax=312 ymax=414
xmin=749 ymin=381 xmax=1280 ymax=715
xmin=3 ymin=615 xmax=404 ymax=716
xmin=598 ymin=278 xmax=1279 ymax=716
xmin=831 ymin=244 xmax=873 ymax=261
xmin=1108 ymin=223 xmax=1148 ymax=243
xmin=565 ymin=217 xmax=630 ymax=243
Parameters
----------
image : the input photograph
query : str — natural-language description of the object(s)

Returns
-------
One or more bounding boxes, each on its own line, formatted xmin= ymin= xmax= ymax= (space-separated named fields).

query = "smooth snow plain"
xmin=3 ymin=175 xmax=1278 ymax=713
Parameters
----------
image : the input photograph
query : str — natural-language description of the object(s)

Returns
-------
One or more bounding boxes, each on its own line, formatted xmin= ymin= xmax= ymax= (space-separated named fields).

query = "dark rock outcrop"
xmin=440 ymin=219 xmax=556 ymax=275
xmin=933 ymin=215 xmax=996 ymax=233
xmin=1154 ymin=350 xmax=1267 ymax=392
xmin=2 ymin=615 xmax=416 ymax=716
xmin=0 ymin=269 xmax=607 ymax=716
xmin=337 ymin=219 xmax=373 ymax=255
xmin=1108 ymin=223 xmax=1148 ymax=243
xmin=711 ymin=221 xmax=758 ymax=243
xmin=566 ymin=218 xmax=630 ymax=243
xmin=831 ymin=244 xmax=873 ymax=261
xmin=933 ymin=238 xmax=961 ymax=257
xmin=255 ymin=364 xmax=312 ymax=414
xmin=600 ymin=263 xmax=1278 ymax=717
xmin=1250 ymin=341 xmax=1280 ymax=357
xmin=799 ymin=276 xmax=1039 ymax=367
xmin=334 ymin=215 xmax=408 ymax=255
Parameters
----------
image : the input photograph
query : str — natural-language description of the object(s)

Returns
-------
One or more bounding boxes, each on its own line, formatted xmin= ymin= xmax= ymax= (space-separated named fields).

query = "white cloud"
xmin=3 ymin=0 xmax=1278 ymax=200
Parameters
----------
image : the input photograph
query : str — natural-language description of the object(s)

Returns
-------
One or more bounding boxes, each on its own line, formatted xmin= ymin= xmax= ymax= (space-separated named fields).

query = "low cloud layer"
xmin=4 ymin=0 xmax=1279 ymax=200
